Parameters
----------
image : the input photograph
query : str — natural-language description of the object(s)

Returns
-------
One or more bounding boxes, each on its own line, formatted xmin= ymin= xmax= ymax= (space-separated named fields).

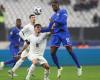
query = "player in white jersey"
xmin=18 ymin=24 xmax=50 ymax=80
xmin=8 ymin=14 xmax=36 ymax=77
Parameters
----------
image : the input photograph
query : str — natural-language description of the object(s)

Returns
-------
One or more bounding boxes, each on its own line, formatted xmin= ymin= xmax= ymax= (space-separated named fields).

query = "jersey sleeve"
xmin=25 ymin=35 xmax=30 ymax=44
xmin=41 ymin=22 xmax=53 ymax=32
xmin=8 ymin=28 xmax=15 ymax=41
xmin=19 ymin=30 xmax=26 ymax=40
xmin=54 ymin=10 xmax=68 ymax=25
xmin=19 ymin=26 xmax=28 ymax=40
xmin=41 ymin=33 xmax=50 ymax=41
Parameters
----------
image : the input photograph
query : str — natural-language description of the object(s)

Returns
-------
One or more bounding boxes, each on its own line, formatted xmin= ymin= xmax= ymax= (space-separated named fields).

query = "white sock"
xmin=26 ymin=64 xmax=35 ymax=80
xmin=12 ymin=58 xmax=24 ymax=72
xmin=44 ymin=69 xmax=50 ymax=79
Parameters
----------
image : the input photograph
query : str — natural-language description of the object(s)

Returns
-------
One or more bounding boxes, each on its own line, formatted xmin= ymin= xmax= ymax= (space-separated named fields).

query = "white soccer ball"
xmin=33 ymin=6 xmax=42 ymax=15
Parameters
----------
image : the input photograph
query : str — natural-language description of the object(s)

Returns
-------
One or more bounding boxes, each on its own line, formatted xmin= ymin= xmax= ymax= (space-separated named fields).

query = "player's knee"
xmin=15 ymin=56 xmax=20 ymax=61
xmin=66 ymin=46 xmax=73 ymax=53
xmin=42 ymin=64 xmax=49 ymax=70
xmin=45 ymin=65 xmax=49 ymax=70
xmin=32 ymin=60 xmax=36 ymax=65
xmin=51 ymin=52 xmax=56 ymax=56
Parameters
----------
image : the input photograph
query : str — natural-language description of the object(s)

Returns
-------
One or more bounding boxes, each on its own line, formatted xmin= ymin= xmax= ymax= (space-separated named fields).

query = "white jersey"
xmin=19 ymin=23 xmax=34 ymax=58
xmin=19 ymin=23 xmax=34 ymax=40
xmin=27 ymin=33 xmax=48 ymax=56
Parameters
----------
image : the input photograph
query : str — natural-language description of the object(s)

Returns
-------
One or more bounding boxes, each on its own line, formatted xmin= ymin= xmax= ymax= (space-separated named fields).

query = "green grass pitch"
xmin=0 ymin=66 xmax=100 ymax=80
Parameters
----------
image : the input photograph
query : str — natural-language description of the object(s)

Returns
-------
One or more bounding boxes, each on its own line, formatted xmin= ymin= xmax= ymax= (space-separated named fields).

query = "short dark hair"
xmin=34 ymin=24 xmax=41 ymax=28
xmin=51 ymin=0 xmax=59 ymax=4
xmin=29 ymin=14 xmax=35 ymax=18
xmin=16 ymin=18 xmax=21 ymax=21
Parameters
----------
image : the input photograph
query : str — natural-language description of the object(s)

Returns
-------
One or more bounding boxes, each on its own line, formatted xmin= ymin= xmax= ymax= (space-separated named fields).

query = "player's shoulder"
xmin=25 ymin=23 xmax=34 ymax=29
xmin=24 ymin=23 xmax=31 ymax=28
xmin=10 ymin=27 xmax=16 ymax=32
xmin=59 ymin=9 xmax=67 ymax=14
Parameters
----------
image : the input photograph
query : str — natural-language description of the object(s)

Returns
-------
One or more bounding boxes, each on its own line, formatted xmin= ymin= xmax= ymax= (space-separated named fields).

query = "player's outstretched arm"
xmin=41 ymin=21 xmax=54 ymax=33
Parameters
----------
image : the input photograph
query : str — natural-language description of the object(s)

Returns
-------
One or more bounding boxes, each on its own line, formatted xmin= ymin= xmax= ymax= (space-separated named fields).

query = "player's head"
xmin=34 ymin=24 xmax=41 ymax=34
xmin=16 ymin=18 xmax=21 ymax=28
xmin=29 ymin=14 xmax=35 ymax=24
xmin=51 ymin=1 xmax=59 ymax=12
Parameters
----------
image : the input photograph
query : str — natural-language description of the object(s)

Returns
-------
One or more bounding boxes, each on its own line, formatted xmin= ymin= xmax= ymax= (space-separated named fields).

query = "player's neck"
xmin=55 ymin=8 xmax=60 ymax=13
xmin=31 ymin=22 xmax=35 ymax=25
xmin=16 ymin=26 xmax=21 ymax=30
xmin=35 ymin=32 xmax=40 ymax=37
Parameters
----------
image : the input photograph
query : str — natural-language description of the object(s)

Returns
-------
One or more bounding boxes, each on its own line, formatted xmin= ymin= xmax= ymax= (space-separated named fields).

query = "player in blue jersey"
xmin=0 ymin=19 xmax=23 ymax=71
xmin=41 ymin=1 xmax=82 ymax=79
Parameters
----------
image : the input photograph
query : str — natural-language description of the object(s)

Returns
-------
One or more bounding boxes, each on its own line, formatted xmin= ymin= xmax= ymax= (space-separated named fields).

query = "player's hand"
xmin=49 ymin=18 xmax=54 ymax=22
xmin=52 ymin=23 xmax=56 ymax=28
xmin=50 ymin=29 xmax=54 ymax=34
xmin=18 ymin=51 xmax=22 ymax=56
xmin=14 ymin=55 xmax=20 ymax=60
xmin=50 ymin=23 xmax=56 ymax=34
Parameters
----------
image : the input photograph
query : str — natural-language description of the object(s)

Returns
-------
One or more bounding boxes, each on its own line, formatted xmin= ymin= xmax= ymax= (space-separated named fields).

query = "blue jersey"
xmin=8 ymin=27 xmax=23 ymax=47
xmin=42 ymin=9 xmax=70 ymax=37
xmin=42 ymin=9 xmax=72 ymax=47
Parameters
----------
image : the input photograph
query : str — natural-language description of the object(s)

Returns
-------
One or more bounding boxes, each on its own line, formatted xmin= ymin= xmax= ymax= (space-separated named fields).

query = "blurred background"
xmin=0 ymin=0 xmax=100 ymax=48
xmin=0 ymin=0 xmax=100 ymax=65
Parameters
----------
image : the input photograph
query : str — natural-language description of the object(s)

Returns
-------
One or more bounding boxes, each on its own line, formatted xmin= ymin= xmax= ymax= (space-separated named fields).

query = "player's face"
xmin=34 ymin=26 xmax=41 ymax=33
xmin=16 ymin=19 xmax=21 ymax=28
xmin=51 ymin=3 xmax=59 ymax=12
xmin=30 ymin=16 xmax=35 ymax=24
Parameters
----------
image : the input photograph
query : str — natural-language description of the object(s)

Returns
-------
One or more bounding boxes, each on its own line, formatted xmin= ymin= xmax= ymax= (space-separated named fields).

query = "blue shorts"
xmin=9 ymin=45 xmax=20 ymax=57
xmin=50 ymin=32 xmax=72 ymax=47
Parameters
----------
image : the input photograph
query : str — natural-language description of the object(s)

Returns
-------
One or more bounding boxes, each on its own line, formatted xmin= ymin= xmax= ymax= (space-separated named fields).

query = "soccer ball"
xmin=33 ymin=6 xmax=42 ymax=15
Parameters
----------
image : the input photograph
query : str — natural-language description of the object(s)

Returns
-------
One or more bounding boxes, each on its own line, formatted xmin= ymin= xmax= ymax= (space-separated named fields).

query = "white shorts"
xmin=28 ymin=53 xmax=48 ymax=65
xmin=21 ymin=47 xmax=30 ymax=58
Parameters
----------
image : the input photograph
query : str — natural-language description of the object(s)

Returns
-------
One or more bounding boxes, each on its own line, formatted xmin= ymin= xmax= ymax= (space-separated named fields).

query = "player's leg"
xmin=42 ymin=63 xmax=50 ymax=80
xmin=50 ymin=34 xmax=62 ymax=79
xmin=11 ymin=50 xmax=28 ymax=72
xmin=8 ymin=50 xmax=28 ymax=77
xmin=60 ymin=33 xmax=82 ymax=76
xmin=11 ymin=49 xmax=28 ymax=72
xmin=12 ymin=58 xmax=25 ymax=72
xmin=61 ymin=34 xmax=82 ymax=76
xmin=8 ymin=57 xmax=26 ymax=78
xmin=65 ymin=46 xmax=81 ymax=68
xmin=51 ymin=46 xmax=63 ymax=79
xmin=65 ymin=45 xmax=82 ymax=76
xmin=51 ymin=46 xmax=60 ymax=68
xmin=50 ymin=35 xmax=61 ymax=69
xmin=39 ymin=57 xmax=50 ymax=80
xmin=25 ymin=59 xmax=36 ymax=80
xmin=0 ymin=47 xmax=19 ymax=69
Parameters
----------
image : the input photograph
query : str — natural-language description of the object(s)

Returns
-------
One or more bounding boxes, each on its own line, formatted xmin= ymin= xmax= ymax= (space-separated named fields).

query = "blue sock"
xmin=4 ymin=58 xmax=16 ymax=65
xmin=69 ymin=52 xmax=81 ymax=68
xmin=51 ymin=53 xmax=60 ymax=69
